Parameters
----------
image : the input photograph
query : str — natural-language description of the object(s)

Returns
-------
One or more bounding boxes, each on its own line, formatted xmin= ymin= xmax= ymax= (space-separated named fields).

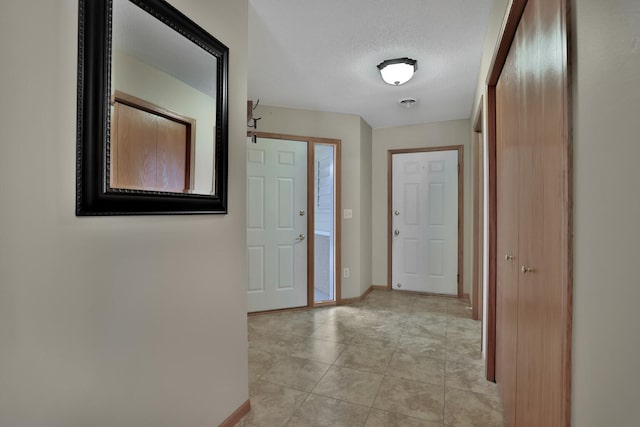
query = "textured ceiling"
xmin=248 ymin=0 xmax=493 ymax=129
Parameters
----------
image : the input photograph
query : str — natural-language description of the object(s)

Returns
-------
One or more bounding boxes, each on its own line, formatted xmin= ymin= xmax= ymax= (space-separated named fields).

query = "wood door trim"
xmin=307 ymin=140 xmax=315 ymax=309
xmin=485 ymin=0 xmax=572 ymax=424
xmin=387 ymin=145 xmax=464 ymax=298
xmin=249 ymin=131 xmax=342 ymax=309
xmin=487 ymin=86 xmax=497 ymax=382
xmin=486 ymin=0 xmax=528 ymax=87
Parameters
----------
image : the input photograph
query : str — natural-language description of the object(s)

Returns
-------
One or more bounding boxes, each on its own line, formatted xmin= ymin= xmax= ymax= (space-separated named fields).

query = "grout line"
xmin=280 ymin=391 xmax=311 ymax=426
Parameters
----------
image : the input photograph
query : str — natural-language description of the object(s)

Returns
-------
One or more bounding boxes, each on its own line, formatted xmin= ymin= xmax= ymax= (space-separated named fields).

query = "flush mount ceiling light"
xmin=377 ymin=57 xmax=418 ymax=86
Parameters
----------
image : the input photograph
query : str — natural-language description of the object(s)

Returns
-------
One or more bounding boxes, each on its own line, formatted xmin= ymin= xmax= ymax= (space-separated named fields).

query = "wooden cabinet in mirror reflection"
xmin=110 ymin=91 xmax=194 ymax=193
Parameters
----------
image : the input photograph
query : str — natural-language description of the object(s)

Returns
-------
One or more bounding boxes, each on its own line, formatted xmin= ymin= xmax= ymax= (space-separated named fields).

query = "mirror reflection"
xmin=110 ymin=0 xmax=217 ymax=195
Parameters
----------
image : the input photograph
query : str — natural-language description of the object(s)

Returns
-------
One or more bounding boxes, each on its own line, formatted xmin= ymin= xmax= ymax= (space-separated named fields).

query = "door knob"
xmin=504 ymin=254 xmax=514 ymax=261
xmin=394 ymin=210 xmax=400 ymax=216
xmin=296 ymin=234 xmax=305 ymax=241
xmin=394 ymin=229 xmax=400 ymax=236
xmin=521 ymin=266 xmax=534 ymax=274
xmin=299 ymin=210 xmax=305 ymax=216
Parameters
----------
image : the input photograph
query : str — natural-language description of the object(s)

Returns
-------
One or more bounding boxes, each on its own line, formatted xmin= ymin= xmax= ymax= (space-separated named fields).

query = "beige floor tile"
xmin=447 ymin=303 xmax=474 ymax=319
xmin=446 ymin=334 xmax=482 ymax=363
xmin=249 ymin=331 xmax=301 ymax=357
xmin=248 ymin=348 xmax=279 ymax=380
xmin=444 ymin=387 xmax=505 ymax=427
xmin=404 ymin=317 xmax=448 ymax=338
xmin=365 ymin=409 xmax=442 ymax=427
xmin=262 ymin=355 xmax=330 ymax=392
xmin=446 ymin=318 xmax=482 ymax=336
xmin=396 ymin=334 xmax=447 ymax=360
xmin=285 ymin=394 xmax=370 ymax=427
xmin=289 ymin=337 xmax=346 ymax=364
xmin=312 ymin=365 xmax=384 ymax=406
xmin=334 ymin=344 xmax=394 ymax=373
xmin=408 ymin=311 xmax=449 ymax=324
xmin=236 ymin=380 xmax=307 ymax=427
xmin=396 ymin=333 xmax=447 ymax=360
xmin=373 ymin=376 xmax=444 ymax=423
xmin=412 ymin=298 xmax=449 ymax=314
xmin=278 ymin=307 xmax=335 ymax=324
xmin=445 ymin=359 xmax=498 ymax=396
xmin=273 ymin=318 xmax=325 ymax=337
xmin=348 ymin=333 xmax=400 ymax=351
xmin=387 ymin=351 xmax=445 ymax=386
xmin=247 ymin=291 xmax=504 ymax=425
xmin=310 ymin=322 xmax=357 ymax=343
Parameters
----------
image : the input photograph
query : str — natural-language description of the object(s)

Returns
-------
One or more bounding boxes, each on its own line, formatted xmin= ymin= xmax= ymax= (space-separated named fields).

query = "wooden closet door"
xmin=112 ymin=103 xmax=157 ymax=190
xmin=492 ymin=0 xmax=570 ymax=424
xmin=156 ymin=116 xmax=188 ymax=192
xmin=495 ymin=23 xmax=522 ymax=427
xmin=514 ymin=0 xmax=569 ymax=424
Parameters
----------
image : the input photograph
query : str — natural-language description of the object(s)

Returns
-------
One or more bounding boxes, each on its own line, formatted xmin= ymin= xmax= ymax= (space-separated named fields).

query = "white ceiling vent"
xmin=399 ymin=97 xmax=418 ymax=109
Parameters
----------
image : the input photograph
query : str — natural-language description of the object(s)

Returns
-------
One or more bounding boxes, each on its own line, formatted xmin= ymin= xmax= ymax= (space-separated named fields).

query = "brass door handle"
xmin=504 ymin=254 xmax=514 ymax=261
xmin=521 ymin=266 xmax=534 ymax=274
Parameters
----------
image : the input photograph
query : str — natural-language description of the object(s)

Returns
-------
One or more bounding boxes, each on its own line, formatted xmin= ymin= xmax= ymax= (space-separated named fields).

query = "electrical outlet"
xmin=343 ymin=209 xmax=353 ymax=219
xmin=343 ymin=267 xmax=350 ymax=278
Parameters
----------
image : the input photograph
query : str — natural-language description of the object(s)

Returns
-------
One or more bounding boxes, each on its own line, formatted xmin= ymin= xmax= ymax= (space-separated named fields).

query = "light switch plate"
xmin=343 ymin=209 xmax=353 ymax=219
xmin=343 ymin=267 xmax=350 ymax=278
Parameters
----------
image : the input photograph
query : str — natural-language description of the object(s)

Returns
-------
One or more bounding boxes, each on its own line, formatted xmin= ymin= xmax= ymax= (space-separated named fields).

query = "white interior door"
xmin=247 ymin=137 xmax=308 ymax=312
xmin=392 ymin=150 xmax=458 ymax=295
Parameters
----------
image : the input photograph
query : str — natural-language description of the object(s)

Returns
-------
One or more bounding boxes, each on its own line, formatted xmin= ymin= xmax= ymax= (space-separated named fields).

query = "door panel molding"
xmin=387 ymin=145 xmax=464 ymax=298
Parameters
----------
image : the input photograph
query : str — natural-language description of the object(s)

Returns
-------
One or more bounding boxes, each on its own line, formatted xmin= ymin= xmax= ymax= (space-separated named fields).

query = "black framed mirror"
xmin=77 ymin=0 xmax=228 ymax=215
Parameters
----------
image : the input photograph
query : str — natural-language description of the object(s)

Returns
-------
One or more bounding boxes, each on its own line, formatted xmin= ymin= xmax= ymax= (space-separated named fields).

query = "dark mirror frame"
xmin=77 ymin=0 xmax=229 ymax=215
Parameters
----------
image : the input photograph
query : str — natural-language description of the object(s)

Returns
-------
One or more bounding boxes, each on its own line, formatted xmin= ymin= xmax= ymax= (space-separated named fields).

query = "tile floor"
xmin=240 ymin=290 xmax=504 ymax=426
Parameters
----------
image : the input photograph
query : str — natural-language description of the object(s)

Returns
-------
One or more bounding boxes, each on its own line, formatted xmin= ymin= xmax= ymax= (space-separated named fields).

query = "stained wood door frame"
xmin=484 ymin=0 xmax=572 ymax=424
xmin=387 ymin=146 xmax=464 ymax=298
xmin=248 ymin=131 xmax=342 ymax=310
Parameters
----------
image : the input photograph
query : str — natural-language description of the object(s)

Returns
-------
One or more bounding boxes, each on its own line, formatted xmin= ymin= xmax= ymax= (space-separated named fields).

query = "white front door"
xmin=392 ymin=150 xmax=458 ymax=295
xmin=247 ymin=137 xmax=308 ymax=312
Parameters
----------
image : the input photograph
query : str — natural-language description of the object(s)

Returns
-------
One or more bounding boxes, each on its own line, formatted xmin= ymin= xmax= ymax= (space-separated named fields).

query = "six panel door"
xmin=392 ymin=150 xmax=458 ymax=295
xmin=247 ymin=137 xmax=308 ymax=312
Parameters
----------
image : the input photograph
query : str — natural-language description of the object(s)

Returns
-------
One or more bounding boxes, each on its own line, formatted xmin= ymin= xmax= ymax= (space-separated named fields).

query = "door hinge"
xmin=457 ymin=274 xmax=460 ymax=284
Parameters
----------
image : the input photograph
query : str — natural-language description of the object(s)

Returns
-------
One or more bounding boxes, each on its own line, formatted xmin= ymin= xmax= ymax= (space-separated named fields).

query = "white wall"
xmin=112 ymin=50 xmax=217 ymax=194
xmin=0 ymin=1 xmax=249 ymax=426
xmin=253 ymin=105 xmax=373 ymax=299
xmin=371 ymin=120 xmax=473 ymax=297
xmin=571 ymin=0 xmax=640 ymax=424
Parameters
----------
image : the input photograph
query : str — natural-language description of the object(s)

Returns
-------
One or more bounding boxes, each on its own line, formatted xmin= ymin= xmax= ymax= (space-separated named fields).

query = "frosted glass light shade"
xmin=377 ymin=58 xmax=417 ymax=86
